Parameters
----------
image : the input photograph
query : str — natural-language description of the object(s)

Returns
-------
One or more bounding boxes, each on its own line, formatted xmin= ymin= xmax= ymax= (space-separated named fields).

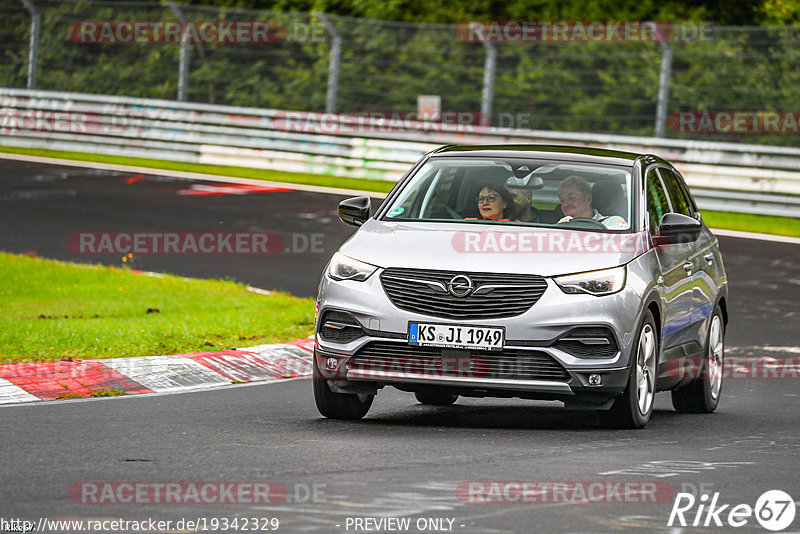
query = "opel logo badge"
xmin=448 ymin=275 xmax=474 ymax=297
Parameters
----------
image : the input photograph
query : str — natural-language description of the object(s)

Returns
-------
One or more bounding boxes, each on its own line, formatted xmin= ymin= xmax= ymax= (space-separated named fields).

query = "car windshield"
xmin=382 ymin=157 xmax=634 ymax=232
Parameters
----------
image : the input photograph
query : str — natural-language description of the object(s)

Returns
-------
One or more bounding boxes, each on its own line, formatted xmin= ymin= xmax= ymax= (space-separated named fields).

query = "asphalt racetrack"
xmin=1 ymin=159 xmax=799 ymax=533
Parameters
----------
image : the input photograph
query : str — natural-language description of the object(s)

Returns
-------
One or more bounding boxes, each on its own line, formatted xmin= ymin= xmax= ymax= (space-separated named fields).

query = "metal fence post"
xmin=316 ymin=12 xmax=341 ymax=113
xmin=167 ymin=1 xmax=189 ymax=102
xmin=481 ymin=42 xmax=497 ymax=127
xmin=19 ymin=0 xmax=40 ymax=89
xmin=654 ymin=39 xmax=673 ymax=138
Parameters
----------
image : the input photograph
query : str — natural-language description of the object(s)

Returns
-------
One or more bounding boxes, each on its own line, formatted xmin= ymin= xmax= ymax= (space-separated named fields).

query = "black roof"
xmin=430 ymin=144 xmax=653 ymax=166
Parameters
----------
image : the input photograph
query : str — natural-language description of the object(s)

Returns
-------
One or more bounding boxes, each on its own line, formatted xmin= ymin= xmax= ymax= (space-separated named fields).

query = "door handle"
xmin=683 ymin=262 xmax=693 ymax=275
xmin=704 ymin=253 xmax=714 ymax=265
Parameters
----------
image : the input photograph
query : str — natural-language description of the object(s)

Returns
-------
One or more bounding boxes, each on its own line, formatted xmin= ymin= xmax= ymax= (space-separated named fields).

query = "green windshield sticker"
xmin=387 ymin=207 xmax=404 ymax=217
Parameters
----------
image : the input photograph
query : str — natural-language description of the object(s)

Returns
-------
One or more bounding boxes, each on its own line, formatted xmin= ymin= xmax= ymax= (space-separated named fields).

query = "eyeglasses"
xmin=477 ymin=194 xmax=499 ymax=204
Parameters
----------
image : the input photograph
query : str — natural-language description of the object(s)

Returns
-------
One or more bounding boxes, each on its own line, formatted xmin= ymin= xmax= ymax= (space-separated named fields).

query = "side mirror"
xmin=658 ymin=212 xmax=702 ymax=243
xmin=338 ymin=196 xmax=371 ymax=227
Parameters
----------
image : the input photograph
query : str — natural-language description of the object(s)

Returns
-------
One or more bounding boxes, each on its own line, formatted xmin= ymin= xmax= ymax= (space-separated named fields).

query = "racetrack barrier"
xmin=1 ymin=88 xmax=799 ymax=216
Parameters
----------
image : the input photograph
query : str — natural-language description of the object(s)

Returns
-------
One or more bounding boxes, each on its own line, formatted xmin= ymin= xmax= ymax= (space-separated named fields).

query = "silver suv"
xmin=313 ymin=145 xmax=728 ymax=428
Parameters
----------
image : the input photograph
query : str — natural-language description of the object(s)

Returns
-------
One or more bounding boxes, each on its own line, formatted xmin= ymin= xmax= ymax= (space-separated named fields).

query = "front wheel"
xmin=313 ymin=355 xmax=373 ymax=420
xmin=671 ymin=306 xmax=724 ymax=413
xmin=598 ymin=310 xmax=658 ymax=429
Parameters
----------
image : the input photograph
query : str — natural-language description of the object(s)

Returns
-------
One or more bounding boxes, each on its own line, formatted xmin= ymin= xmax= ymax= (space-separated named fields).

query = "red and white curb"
xmin=0 ymin=337 xmax=314 ymax=405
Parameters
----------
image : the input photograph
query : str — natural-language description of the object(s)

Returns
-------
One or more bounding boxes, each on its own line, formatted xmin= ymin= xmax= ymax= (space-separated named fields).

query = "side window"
xmin=646 ymin=168 xmax=671 ymax=234
xmin=420 ymin=170 xmax=458 ymax=219
xmin=397 ymin=188 xmax=420 ymax=215
xmin=672 ymin=169 xmax=698 ymax=215
xmin=389 ymin=169 xmax=437 ymax=219
xmin=658 ymin=168 xmax=693 ymax=217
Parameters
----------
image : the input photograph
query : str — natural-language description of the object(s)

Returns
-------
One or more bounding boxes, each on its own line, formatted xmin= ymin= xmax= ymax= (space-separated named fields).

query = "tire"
xmin=414 ymin=392 xmax=458 ymax=406
xmin=598 ymin=310 xmax=658 ymax=429
xmin=312 ymin=355 xmax=373 ymax=420
xmin=672 ymin=305 xmax=724 ymax=413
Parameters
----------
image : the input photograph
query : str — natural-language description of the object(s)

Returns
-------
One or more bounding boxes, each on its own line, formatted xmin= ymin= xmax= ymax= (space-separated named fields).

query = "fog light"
xmin=588 ymin=373 xmax=602 ymax=386
xmin=325 ymin=358 xmax=338 ymax=371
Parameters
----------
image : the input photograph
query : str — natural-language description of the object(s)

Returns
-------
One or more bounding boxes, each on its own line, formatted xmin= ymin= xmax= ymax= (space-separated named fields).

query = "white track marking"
xmin=0 ymin=378 xmax=39 ymax=403
xmin=103 ymin=356 xmax=230 ymax=392
xmin=0 ymin=152 xmax=388 ymax=198
xmin=710 ymin=228 xmax=800 ymax=245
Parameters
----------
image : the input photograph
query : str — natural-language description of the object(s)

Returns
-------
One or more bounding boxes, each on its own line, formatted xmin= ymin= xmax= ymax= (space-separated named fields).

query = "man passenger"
xmin=557 ymin=176 xmax=626 ymax=229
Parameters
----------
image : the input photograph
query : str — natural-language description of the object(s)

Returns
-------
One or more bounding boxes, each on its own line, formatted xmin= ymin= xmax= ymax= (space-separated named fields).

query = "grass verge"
xmin=0 ymin=145 xmax=797 ymax=237
xmin=0 ymin=252 xmax=314 ymax=364
xmin=701 ymin=210 xmax=800 ymax=238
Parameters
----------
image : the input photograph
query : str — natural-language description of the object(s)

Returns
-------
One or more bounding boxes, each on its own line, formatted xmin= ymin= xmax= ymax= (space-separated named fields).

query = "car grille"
xmin=554 ymin=327 xmax=619 ymax=359
xmin=348 ymin=342 xmax=570 ymax=381
xmin=380 ymin=268 xmax=547 ymax=319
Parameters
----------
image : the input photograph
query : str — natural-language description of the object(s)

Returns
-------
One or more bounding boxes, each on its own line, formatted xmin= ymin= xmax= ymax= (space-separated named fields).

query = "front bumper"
xmin=315 ymin=341 xmax=630 ymax=407
xmin=315 ymin=268 xmax=643 ymax=405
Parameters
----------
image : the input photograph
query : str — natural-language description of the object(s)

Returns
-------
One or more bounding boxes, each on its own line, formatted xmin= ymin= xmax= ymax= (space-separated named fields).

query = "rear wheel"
xmin=598 ymin=310 xmax=657 ymax=429
xmin=414 ymin=392 xmax=458 ymax=406
xmin=672 ymin=306 xmax=724 ymax=413
xmin=313 ymin=355 xmax=373 ymax=420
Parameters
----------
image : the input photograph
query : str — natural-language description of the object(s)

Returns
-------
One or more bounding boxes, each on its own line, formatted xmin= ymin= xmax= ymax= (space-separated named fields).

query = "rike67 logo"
xmin=668 ymin=489 xmax=795 ymax=531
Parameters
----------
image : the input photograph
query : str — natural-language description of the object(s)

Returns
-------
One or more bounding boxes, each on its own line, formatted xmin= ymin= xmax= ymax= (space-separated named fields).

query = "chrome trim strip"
xmin=383 ymin=276 xmax=448 ymax=292
xmin=346 ymin=369 xmax=574 ymax=394
xmin=559 ymin=337 xmax=612 ymax=345
xmin=322 ymin=321 xmax=354 ymax=330
xmin=472 ymin=283 xmax=545 ymax=295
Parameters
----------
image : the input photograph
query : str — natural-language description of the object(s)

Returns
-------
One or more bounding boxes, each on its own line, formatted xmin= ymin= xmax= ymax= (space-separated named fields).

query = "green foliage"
xmin=760 ymin=0 xmax=800 ymax=24
xmin=0 ymin=1 xmax=33 ymax=88
xmin=0 ymin=0 xmax=798 ymax=146
xmin=185 ymin=0 xmax=761 ymax=25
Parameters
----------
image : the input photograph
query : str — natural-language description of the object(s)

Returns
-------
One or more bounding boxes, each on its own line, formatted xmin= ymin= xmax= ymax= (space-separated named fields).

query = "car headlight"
xmin=327 ymin=252 xmax=378 ymax=282
xmin=554 ymin=266 xmax=626 ymax=296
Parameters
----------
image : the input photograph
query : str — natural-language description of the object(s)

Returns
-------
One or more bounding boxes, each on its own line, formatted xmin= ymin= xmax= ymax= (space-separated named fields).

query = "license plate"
xmin=408 ymin=322 xmax=504 ymax=351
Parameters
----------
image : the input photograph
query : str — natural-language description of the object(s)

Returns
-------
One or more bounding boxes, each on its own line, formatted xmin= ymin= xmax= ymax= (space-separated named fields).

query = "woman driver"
xmin=475 ymin=182 xmax=517 ymax=221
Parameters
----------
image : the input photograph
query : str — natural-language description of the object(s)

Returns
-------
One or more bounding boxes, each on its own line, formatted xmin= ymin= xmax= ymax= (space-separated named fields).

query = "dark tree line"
xmin=178 ymin=0 xmax=798 ymax=26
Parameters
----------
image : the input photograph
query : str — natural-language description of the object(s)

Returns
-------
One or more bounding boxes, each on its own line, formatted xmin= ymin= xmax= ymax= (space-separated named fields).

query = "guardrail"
xmin=1 ymin=88 xmax=799 ymax=217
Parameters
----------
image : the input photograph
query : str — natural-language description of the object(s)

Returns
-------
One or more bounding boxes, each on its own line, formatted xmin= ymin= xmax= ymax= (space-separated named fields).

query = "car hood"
xmin=338 ymin=219 xmax=648 ymax=277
